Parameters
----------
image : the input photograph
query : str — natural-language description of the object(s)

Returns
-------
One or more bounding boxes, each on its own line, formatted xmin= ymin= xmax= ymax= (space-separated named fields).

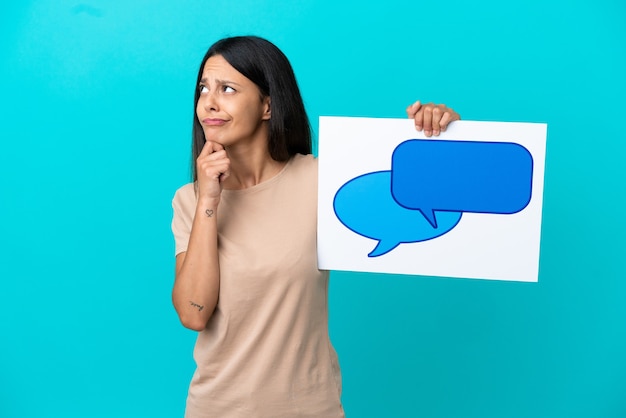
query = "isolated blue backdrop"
xmin=1 ymin=1 xmax=624 ymax=417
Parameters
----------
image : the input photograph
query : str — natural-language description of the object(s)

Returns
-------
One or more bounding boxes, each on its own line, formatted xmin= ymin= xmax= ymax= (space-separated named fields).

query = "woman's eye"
xmin=199 ymin=85 xmax=209 ymax=94
xmin=223 ymin=86 xmax=235 ymax=93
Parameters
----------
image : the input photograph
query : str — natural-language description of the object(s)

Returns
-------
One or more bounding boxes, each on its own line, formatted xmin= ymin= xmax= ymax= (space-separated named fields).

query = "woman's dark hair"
xmin=191 ymin=36 xmax=312 ymax=181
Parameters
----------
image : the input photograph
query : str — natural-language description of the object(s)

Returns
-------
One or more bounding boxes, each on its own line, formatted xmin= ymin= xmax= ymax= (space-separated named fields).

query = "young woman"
xmin=171 ymin=36 xmax=460 ymax=418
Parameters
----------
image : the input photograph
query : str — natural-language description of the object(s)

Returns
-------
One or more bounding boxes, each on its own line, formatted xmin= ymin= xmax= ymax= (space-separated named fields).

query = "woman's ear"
xmin=262 ymin=97 xmax=271 ymax=120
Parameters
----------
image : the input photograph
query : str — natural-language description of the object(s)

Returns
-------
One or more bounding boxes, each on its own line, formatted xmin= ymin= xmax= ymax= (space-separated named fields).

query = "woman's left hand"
xmin=406 ymin=100 xmax=460 ymax=137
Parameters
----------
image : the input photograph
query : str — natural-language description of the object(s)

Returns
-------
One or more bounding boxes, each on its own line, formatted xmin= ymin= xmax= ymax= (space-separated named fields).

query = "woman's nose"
xmin=201 ymin=91 xmax=219 ymax=111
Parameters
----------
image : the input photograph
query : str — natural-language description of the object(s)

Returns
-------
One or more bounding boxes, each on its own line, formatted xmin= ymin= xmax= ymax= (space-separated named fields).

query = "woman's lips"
xmin=202 ymin=118 xmax=227 ymax=126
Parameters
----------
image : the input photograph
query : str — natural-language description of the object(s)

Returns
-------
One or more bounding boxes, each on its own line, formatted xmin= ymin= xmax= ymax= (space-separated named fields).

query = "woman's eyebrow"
xmin=199 ymin=77 xmax=242 ymax=86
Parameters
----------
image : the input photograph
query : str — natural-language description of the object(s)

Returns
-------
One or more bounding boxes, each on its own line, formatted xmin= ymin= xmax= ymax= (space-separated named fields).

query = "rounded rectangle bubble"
xmin=391 ymin=139 xmax=533 ymax=228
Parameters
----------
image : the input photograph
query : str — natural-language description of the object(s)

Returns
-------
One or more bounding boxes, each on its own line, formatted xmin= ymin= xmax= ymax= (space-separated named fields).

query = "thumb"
xmin=406 ymin=100 xmax=421 ymax=118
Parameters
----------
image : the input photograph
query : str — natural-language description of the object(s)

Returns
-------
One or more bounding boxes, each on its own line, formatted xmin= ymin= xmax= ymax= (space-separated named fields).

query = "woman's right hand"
xmin=196 ymin=140 xmax=230 ymax=201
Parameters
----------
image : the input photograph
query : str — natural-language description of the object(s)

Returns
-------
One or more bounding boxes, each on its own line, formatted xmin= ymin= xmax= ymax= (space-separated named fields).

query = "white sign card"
xmin=317 ymin=117 xmax=547 ymax=282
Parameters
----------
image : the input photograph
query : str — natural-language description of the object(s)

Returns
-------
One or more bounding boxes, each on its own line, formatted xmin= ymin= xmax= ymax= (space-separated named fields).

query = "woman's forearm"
xmin=172 ymin=197 xmax=221 ymax=331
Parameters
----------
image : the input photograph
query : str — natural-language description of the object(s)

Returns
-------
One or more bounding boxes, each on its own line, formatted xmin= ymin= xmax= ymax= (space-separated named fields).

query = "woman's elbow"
xmin=178 ymin=312 xmax=209 ymax=331
xmin=173 ymin=299 xmax=212 ymax=331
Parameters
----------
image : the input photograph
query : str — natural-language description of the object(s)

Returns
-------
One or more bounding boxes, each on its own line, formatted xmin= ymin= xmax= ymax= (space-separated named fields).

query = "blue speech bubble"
xmin=333 ymin=171 xmax=462 ymax=257
xmin=391 ymin=140 xmax=533 ymax=228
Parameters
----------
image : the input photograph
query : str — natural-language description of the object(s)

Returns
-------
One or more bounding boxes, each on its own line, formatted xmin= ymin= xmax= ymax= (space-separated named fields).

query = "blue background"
xmin=1 ymin=1 xmax=624 ymax=417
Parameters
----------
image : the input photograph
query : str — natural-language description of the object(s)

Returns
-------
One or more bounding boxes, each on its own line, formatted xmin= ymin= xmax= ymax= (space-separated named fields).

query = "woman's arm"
xmin=172 ymin=141 xmax=230 ymax=331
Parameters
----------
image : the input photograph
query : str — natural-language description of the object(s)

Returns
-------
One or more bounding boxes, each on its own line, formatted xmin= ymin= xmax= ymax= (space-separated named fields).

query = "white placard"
xmin=317 ymin=117 xmax=547 ymax=282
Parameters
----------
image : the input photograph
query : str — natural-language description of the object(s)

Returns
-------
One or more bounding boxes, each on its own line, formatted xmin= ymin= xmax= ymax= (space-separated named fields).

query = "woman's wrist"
xmin=196 ymin=196 xmax=220 ymax=218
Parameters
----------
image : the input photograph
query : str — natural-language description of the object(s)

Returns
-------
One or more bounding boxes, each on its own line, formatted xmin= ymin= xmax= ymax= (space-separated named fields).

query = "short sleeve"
xmin=171 ymin=183 xmax=196 ymax=256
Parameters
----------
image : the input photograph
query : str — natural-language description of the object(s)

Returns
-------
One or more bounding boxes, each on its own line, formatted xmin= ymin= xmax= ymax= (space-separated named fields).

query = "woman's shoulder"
xmin=172 ymin=182 xmax=197 ymax=207
xmin=290 ymin=153 xmax=318 ymax=171
xmin=282 ymin=153 xmax=318 ymax=189
xmin=285 ymin=153 xmax=316 ymax=179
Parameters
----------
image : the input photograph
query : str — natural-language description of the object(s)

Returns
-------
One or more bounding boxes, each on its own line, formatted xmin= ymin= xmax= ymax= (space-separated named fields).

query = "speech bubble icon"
xmin=333 ymin=171 xmax=462 ymax=257
xmin=391 ymin=140 xmax=533 ymax=228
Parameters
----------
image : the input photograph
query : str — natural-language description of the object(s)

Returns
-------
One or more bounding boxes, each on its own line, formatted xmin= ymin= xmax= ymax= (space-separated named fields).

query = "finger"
xmin=215 ymin=162 xmax=231 ymax=179
xmin=413 ymin=104 xmax=425 ymax=131
xmin=438 ymin=111 xmax=452 ymax=132
xmin=219 ymin=166 xmax=231 ymax=183
xmin=413 ymin=108 xmax=423 ymax=131
xmin=431 ymin=106 xmax=443 ymax=136
xmin=199 ymin=159 xmax=230 ymax=181
xmin=406 ymin=100 xmax=421 ymax=119
xmin=198 ymin=141 xmax=213 ymax=158
xmin=216 ymin=161 xmax=231 ymax=183
xmin=199 ymin=154 xmax=229 ymax=170
xmin=422 ymin=105 xmax=433 ymax=137
xmin=204 ymin=149 xmax=228 ymax=162
xmin=440 ymin=109 xmax=461 ymax=132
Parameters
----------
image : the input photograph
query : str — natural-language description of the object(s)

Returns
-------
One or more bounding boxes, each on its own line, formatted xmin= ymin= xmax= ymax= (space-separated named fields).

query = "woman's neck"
xmin=222 ymin=143 xmax=287 ymax=190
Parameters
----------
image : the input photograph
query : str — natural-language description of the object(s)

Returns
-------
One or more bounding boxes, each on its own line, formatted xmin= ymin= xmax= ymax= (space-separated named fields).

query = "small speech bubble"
xmin=333 ymin=171 xmax=462 ymax=257
xmin=391 ymin=140 xmax=533 ymax=228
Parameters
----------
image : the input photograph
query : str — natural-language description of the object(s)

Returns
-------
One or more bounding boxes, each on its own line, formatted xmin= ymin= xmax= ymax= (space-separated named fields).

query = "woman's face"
xmin=196 ymin=55 xmax=270 ymax=148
